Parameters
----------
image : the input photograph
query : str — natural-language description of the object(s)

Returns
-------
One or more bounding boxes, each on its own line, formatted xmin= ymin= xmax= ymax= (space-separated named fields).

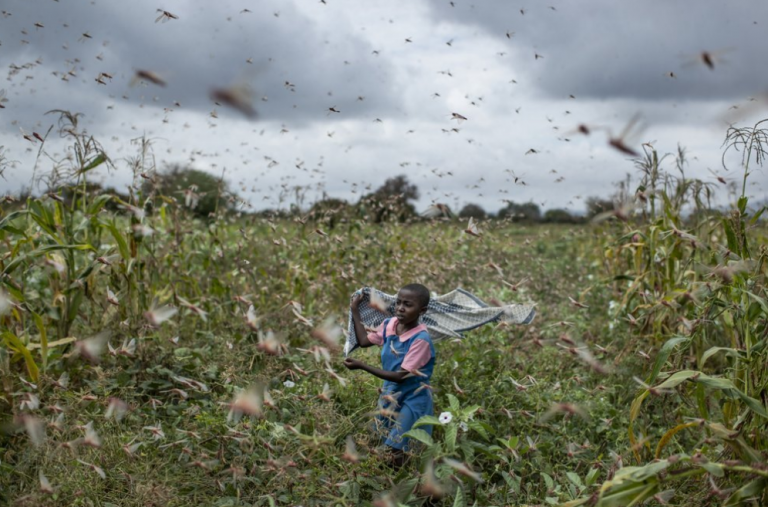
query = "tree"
xmin=358 ymin=174 xmax=419 ymax=223
xmin=308 ymin=197 xmax=353 ymax=229
xmin=497 ymin=201 xmax=541 ymax=222
xmin=543 ymin=208 xmax=580 ymax=224
xmin=148 ymin=165 xmax=233 ymax=219
xmin=458 ymin=203 xmax=487 ymax=219
xmin=585 ymin=196 xmax=615 ymax=220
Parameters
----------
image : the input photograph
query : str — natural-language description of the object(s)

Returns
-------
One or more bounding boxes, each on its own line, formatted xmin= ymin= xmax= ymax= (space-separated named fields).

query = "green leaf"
xmin=655 ymin=370 xmax=698 ymax=389
xmin=447 ymin=393 xmax=460 ymax=412
xmin=723 ymin=477 xmax=767 ymax=507
xmin=32 ymin=311 xmax=48 ymax=370
xmin=87 ymin=194 xmax=113 ymax=215
xmin=542 ymin=472 xmax=554 ymax=490
xmin=412 ymin=415 xmax=443 ymax=429
xmin=106 ymin=219 xmax=130 ymax=261
xmin=722 ymin=218 xmax=739 ymax=255
xmin=452 ymin=485 xmax=466 ymax=507
xmin=0 ymin=210 xmax=28 ymax=232
xmin=749 ymin=205 xmax=765 ymax=224
xmin=402 ymin=428 xmax=433 ymax=447
xmin=585 ymin=467 xmax=600 ymax=487
xmin=649 ymin=336 xmax=689 ymax=384
xmin=737 ymin=195 xmax=748 ymax=214
xmin=2 ymin=331 xmax=39 ymax=383
xmin=80 ymin=152 xmax=107 ymax=174
xmin=566 ymin=471 xmax=584 ymax=489
xmin=699 ymin=462 xmax=724 ymax=477
xmin=701 ymin=346 xmax=744 ymax=368
xmin=445 ymin=424 xmax=458 ymax=453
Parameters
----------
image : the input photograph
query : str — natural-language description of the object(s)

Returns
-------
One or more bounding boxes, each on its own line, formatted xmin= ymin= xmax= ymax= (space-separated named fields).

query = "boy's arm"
xmin=343 ymin=358 xmax=409 ymax=383
xmin=351 ymin=295 xmax=375 ymax=348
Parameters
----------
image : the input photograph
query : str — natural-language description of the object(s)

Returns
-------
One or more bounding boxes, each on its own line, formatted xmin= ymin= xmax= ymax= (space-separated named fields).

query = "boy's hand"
xmin=350 ymin=294 xmax=364 ymax=312
xmin=343 ymin=357 xmax=364 ymax=370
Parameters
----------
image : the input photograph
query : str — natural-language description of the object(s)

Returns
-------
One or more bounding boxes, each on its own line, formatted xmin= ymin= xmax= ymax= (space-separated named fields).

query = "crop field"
xmin=1 ymin=117 xmax=767 ymax=507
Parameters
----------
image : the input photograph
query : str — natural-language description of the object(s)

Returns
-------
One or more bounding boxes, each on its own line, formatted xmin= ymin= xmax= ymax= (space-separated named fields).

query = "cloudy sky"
xmin=1 ymin=0 xmax=766 ymax=214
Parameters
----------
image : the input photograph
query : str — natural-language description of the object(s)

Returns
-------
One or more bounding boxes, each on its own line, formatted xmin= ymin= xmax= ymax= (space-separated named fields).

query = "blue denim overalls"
xmin=375 ymin=318 xmax=436 ymax=451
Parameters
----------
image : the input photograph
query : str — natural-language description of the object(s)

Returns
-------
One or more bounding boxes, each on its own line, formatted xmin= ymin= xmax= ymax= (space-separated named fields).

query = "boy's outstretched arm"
xmin=350 ymin=294 xmax=375 ymax=348
xmin=343 ymin=358 xmax=409 ymax=383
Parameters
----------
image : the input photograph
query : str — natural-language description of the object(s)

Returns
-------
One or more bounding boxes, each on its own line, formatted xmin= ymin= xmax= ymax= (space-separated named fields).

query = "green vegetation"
xmin=1 ymin=113 xmax=767 ymax=506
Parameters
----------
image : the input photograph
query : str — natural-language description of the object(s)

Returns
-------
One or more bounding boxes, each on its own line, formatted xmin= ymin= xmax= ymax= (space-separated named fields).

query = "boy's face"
xmin=395 ymin=289 xmax=426 ymax=325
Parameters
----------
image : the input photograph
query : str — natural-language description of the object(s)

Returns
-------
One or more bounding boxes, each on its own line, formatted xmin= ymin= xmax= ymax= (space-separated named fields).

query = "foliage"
xmin=458 ymin=204 xmax=487 ymax=219
xmin=1 ymin=115 xmax=767 ymax=507
xmin=147 ymin=164 xmax=234 ymax=219
xmin=497 ymin=201 xmax=542 ymax=223
xmin=358 ymin=175 xmax=419 ymax=223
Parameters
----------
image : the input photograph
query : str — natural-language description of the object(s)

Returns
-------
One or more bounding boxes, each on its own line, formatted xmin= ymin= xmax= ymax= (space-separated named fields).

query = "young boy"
xmin=343 ymin=284 xmax=436 ymax=467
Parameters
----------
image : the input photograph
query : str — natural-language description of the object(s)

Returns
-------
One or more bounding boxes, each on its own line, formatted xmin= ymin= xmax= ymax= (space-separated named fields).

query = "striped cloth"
xmin=344 ymin=287 xmax=536 ymax=356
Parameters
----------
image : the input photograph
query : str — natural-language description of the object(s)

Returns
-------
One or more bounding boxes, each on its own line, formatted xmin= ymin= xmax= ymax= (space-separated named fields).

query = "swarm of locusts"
xmin=1 ymin=111 xmax=766 ymax=506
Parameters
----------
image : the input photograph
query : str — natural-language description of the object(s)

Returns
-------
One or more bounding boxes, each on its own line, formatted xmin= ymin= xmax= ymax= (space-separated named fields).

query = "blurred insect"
xmin=420 ymin=459 xmax=445 ymax=498
xmin=52 ymin=372 xmax=69 ymax=389
xmin=540 ymin=402 xmax=590 ymax=422
xmin=325 ymin=363 xmax=348 ymax=386
xmin=132 ymin=69 xmax=167 ymax=87
xmin=464 ymin=217 xmax=482 ymax=237
xmin=421 ymin=203 xmax=454 ymax=219
xmin=502 ymin=277 xmax=530 ymax=291
xmin=39 ymin=470 xmax=54 ymax=494
xmin=682 ymin=49 xmax=733 ymax=71
xmin=317 ymin=382 xmax=333 ymax=402
xmin=451 ymin=112 xmax=467 ymax=122
xmin=568 ymin=296 xmax=588 ymax=309
xmin=211 ymin=84 xmax=257 ymax=118
xmin=77 ymin=459 xmax=106 ymax=479
xmin=74 ymin=332 xmax=110 ymax=363
xmin=486 ymin=261 xmax=504 ymax=277
xmin=452 ymin=377 xmax=465 ymax=394
xmin=155 ymin=9 xmax=179 ymax=22
xmin=442 ymin=457 xmax=484 ymax=482
xmin=106 ymin=287 xmax=119 ymax=306
xmin=608 ymin=113 xmax=644 ymax=156
xmin=144 ymin=304 xmax=177 ymax=326
xmin=0 ymin=89 xmax=8 ymax=108
xmin=105 ymin=397 xmax=129 ymax=421
xmin=368 ymin=290 xmax=391 ymax=313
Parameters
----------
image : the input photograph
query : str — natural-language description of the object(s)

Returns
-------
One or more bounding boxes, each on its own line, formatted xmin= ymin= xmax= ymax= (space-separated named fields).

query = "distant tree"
xmin=585 ymin=196 xmax=615 ymax=219
xmin=458 ymin=203 xmax=487 ymax=219
xmin=543 ymin=208 xmax=581 ymax=224
xmin=148 ymin=165 xmax=233 ymax=219
xmin=497 ymin=201 xmax=541 ymax=222
xmin=308 ymin=197 xmax=353 ymax=229
xmin=358 ymin=174 xmax=419 ymax=223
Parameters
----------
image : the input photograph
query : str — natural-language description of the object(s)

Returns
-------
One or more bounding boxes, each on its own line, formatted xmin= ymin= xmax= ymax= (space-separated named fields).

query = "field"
xmin=1 ymin=126 xmax=768 ymax=507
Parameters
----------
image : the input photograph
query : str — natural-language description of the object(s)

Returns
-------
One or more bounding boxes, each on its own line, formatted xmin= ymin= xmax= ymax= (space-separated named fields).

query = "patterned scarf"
xmin=345 ymin=287 xmax=536 ymax=356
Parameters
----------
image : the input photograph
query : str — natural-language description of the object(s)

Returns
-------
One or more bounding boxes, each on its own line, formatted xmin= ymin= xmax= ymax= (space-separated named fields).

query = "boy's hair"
xmin=400 ymin=283 xmax=430 ymax=309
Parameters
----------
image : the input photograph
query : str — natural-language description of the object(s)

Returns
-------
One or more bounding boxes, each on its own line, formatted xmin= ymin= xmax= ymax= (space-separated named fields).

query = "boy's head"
xmin=395 ymin=283 xmax=430 ymax=324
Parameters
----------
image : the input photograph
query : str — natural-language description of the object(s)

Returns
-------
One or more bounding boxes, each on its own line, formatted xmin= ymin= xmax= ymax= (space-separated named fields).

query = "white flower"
xmin=439 ymin=411 xmax=453 ymax=425
xmin=283 ymin=380 xmax=295 ymax=388
xmin=459 ymin=422 xmax=469 ymax=432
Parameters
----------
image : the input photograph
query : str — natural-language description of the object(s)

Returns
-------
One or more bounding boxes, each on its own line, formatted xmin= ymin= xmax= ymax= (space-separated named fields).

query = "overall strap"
xmin=381 ymin=318 xmax=391 ymax=341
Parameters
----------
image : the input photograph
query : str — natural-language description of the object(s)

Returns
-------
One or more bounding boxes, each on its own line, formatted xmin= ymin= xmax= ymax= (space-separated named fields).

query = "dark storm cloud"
xmin=0 ymin=0 xmax=398 ymax=126
xmin=425 ymin=0 xmax=768 ymax=101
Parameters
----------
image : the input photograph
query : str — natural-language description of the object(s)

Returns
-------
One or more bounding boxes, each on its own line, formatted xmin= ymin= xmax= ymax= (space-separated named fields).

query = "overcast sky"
xmin=1 ymin=0 xmax=766 ymax=214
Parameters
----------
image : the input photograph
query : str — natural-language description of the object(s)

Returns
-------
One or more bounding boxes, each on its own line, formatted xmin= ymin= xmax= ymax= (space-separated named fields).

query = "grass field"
xmin=1 ymin=128 xmax=767 ymax=506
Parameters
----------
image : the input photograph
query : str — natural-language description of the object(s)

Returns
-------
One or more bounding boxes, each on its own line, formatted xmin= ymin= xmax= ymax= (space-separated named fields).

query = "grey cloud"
xmin=424 ymin=0 xmax=768 ymax=101
xmin=0 ymin=0 xmax=399 ymax=126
